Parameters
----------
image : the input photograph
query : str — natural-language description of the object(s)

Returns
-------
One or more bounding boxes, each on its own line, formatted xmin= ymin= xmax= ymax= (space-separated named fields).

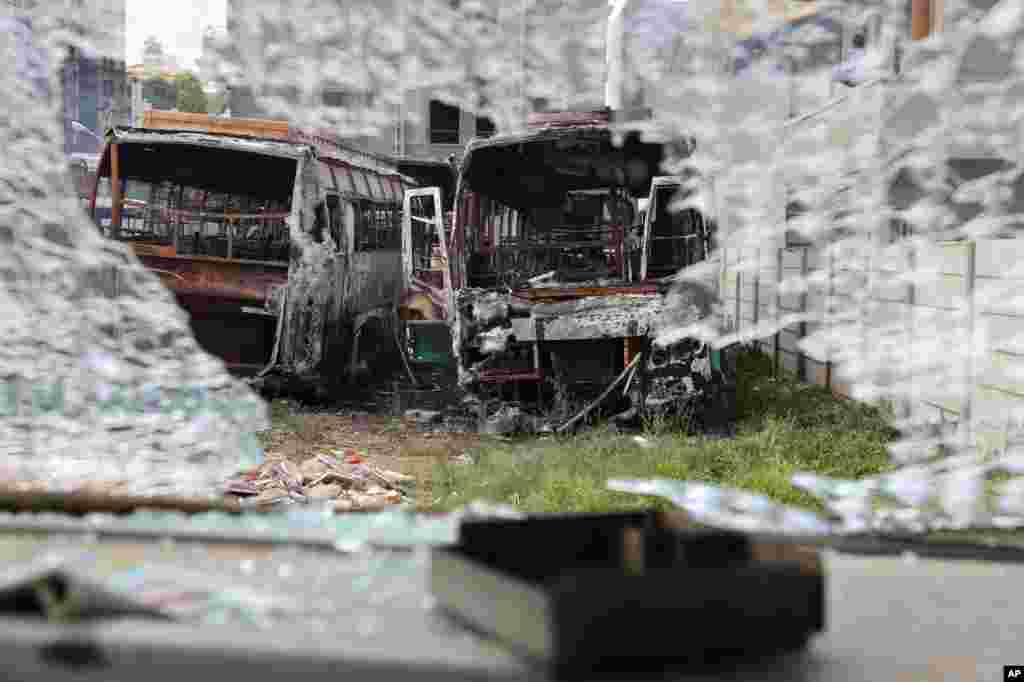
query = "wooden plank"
xmin=0 ymin=487 xmax=242 ymax=516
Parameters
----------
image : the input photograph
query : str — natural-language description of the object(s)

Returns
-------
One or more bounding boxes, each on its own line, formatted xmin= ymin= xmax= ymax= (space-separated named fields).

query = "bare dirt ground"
xmin=256 ymin=401 xmax=485 ymax=509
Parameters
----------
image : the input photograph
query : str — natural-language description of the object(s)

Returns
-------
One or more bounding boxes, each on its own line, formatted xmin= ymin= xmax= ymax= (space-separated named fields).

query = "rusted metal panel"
xmin=136 ymin=254 xmax=288 ymax=307
xmin=110 ymin=142 xmax=122 ymax=236
xmin=477 ymin=369 xmax=544 ymax=384
xmin=92 ymin=126 xmax=418 ymax=391
xmin=508 ymin=295 xmax=665 ymax=342
xmin=527 ymin=110 xmax=611 ymax=129
xmin=515 ymin=284 xmax=661 ymax=301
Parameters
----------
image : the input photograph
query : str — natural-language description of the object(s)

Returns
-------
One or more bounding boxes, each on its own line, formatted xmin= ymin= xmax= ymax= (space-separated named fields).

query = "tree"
xmin=175 ymin=72 xmax=208 ymax=113
xmin=142 ymin=77 xmax=177 ymax=110
xmin=206 ymin=90 xmax=227 ymax=115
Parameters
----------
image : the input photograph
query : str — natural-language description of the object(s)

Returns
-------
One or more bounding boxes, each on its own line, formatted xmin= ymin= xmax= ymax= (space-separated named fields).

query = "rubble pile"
xmin=224 ymin=452 xmax=415 ymax=512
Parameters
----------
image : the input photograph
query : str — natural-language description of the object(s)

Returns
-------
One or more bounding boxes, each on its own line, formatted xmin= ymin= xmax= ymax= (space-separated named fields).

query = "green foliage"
xmin=431 ymin=347 xmax=897 ymax=514
xmin=175 ymin=72 xmax=208 ymax=114
xmin=206 ymin=90 xmax=227 ymax=115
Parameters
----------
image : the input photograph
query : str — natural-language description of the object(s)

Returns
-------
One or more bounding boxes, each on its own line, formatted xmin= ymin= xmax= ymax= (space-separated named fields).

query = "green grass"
xmin=430 ymin=347 xmax=899 ymax=514
xmin=255 ymin=399 xmax=307 ymax=448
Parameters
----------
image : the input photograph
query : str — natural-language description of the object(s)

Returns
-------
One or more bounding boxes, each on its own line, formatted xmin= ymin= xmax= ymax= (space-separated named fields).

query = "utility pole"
xmin=910 ymin=0 xmax=931 ymax=40
xmin=520 ymin=0 xmax=528 ymax=127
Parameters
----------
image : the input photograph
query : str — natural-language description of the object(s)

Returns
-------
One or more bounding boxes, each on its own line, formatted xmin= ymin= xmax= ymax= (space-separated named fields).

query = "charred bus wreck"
xmin=90 ymin=126 xmax=419 ymax=394
xmin=401 ymin=112 xmax=735 ymax=432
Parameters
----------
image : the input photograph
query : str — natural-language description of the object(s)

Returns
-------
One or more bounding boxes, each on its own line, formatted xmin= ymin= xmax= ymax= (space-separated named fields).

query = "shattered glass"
xmin=631 ymin=0 xmax=1024 ymax=534
xmin=7 ymin=0 xmax=1024 ymax=536
xmin=2 ymin=2 xmax=267 ymax=497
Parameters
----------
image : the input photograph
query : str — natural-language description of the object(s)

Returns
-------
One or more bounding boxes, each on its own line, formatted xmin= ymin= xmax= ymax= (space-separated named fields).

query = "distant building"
xmin=224 ymin=0 xmax=497 ymax=163
xmin=65 ymin=1 xmax=130 ymax=155
xmin=5 ymin=0 xmax=130 ymax=156
xmin=6 ymin=0 xmax=128 ymax=156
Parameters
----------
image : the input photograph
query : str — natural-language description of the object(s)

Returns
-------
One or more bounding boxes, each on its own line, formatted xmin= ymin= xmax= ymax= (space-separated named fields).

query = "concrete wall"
xmin=725 ymin=236 xmax=1024 ymax=440
xmin=718 ymin=12 xmax=1024 ymax=447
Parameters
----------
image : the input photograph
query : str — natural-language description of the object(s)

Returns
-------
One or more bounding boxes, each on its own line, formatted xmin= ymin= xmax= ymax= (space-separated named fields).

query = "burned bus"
xmin=90 ymin=125 xmax=418 ymax=393
xmin=400 ymin=111 xmax=732 ymax=431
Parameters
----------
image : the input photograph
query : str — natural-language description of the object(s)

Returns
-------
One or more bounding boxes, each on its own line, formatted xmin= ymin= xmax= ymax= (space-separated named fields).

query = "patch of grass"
xmin=381 ymin=417 xmax=405 ymax=434
xmin=256 ymin=399 xmax=323 ymax=448
xmin=431 ymin=346 xmax=898 ymax=514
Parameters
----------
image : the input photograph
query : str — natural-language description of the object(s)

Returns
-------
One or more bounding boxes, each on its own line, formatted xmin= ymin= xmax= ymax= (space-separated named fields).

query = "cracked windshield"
xmin=4 ymin=0 xmax=1024 ymax=676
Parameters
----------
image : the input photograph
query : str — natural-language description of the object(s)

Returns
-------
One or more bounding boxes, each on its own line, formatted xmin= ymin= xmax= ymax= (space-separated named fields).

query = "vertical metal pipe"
xmin=520 ymin=0 xmax=528 ymax=127
xmin=799 ymin=247 xmax=809 ymax=382
xmin=110 ymin=142 xmax=122 ymax=239
xmin=962 ymin=240 xmax=976 ymax=451
xmin=774 ymin=247 xmax=782 ymax=375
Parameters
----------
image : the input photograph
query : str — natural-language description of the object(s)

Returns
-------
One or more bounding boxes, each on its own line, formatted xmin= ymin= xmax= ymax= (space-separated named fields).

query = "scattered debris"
xmin=308 ymin=484 xmax=343 ymax=500
xmin=299 ymin=457 xmax=330 ymax=483
xmin=405 ymin=409 xmax=443 ymax=426
xmin=558 ymin=354 xmax=642 ymax=434
xmin=231 ymin=454 xmax=413 ymax=513
xmin=482 ymin=405 xmax=530 ymax=436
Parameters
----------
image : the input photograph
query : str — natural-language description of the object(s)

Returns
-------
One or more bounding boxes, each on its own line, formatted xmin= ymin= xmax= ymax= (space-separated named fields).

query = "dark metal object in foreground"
xmin=1 ymin=512 xmax=1024 ymax=680
xmin=430 ymin=511 xmax=824 ymax=676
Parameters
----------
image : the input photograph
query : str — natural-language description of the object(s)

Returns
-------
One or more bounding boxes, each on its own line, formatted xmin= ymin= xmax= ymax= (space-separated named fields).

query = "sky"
xmin=126 ymin=0 xmax=226 ymax=69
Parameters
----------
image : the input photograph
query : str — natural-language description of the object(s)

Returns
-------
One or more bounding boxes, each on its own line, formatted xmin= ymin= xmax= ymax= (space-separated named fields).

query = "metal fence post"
xmin=798 ymin=247 xmax=809 ymax=382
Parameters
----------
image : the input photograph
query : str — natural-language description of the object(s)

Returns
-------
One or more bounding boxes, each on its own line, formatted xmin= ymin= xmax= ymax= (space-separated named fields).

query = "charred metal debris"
xmin=90 ymin=117 xmax=737 ymax=436
xmin=441 ymin=116 xmax=736 ymax=435
xmin=451 ymin=281 xmax=735 ymax=435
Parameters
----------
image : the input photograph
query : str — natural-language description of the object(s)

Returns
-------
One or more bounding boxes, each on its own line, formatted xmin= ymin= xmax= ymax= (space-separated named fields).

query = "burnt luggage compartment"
xmin=436 ymin=112 xmax=734 ymax=431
